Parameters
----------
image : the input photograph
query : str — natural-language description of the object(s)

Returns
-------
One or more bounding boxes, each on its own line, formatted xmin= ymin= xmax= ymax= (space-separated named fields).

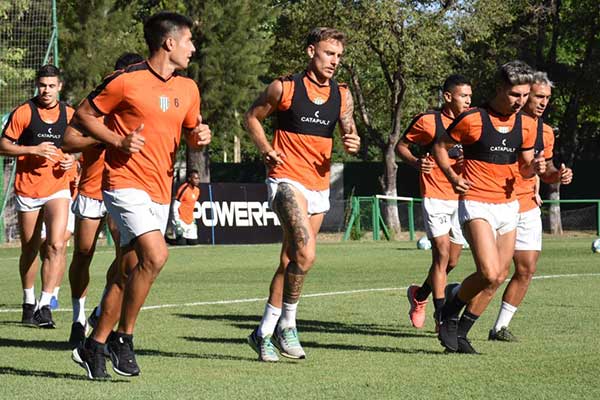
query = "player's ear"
xmin=306 ymin=44 xmax=315 ymax=59
xmin=163 ymin=37 xmax=175 ymax=51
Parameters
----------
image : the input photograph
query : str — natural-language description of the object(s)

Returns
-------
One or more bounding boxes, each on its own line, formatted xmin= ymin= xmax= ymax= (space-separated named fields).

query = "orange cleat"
xmin=407 ymin=285 xmax=428 ymax=328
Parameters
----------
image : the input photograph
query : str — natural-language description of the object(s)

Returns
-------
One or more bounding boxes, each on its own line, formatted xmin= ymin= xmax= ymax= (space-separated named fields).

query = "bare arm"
xmin=339 ymin=90 xmax=360 ymax=155
xmin=244 ymin=80 xmax=284 ymax=168
xmin=0 ymin=137 xmax=59 ymax=161
xmin=432 ymin=132 xmax=470 ymax=194
xmin=540 ymin=160 xmax=573 ymax=185
xmin=518 ymin=149 xmax=546 ymax=179
xmin=62 ymin=123 xmax=100 ymax=153
xmin=183 ymin=115 xmax=211 ymax=150
xmin=396 ymin=138 xmax=434 ymax=173
xmin=72 ymin=99 xmax=145 ymax=153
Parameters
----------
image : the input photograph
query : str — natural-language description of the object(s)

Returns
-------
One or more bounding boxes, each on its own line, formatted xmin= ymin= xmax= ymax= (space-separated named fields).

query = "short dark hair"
xmin=187 ymin=169 xmax=199 ymax=178
xmin=496 ymin=60 xmax=534 ymax=87
xmin=443 ymin=74 xmax=471 ymax=93
xmin=144 ymin=12 xmax=194 ymax=54
xmin=114 ymin=53 xmax=144 ymax=70
xmin=305 ymin=27 xmax=346 ymax=48
xmin=36 ymin=64 xmax=61 ymax=81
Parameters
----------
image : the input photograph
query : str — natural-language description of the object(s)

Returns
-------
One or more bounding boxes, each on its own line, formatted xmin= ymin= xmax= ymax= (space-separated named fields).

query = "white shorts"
xmin=72 ymin=193 xmax=107 ymax=219
xmin=15 ymin=189 xmax=71 ymax=212
xmin=175 ymin=219 xmax=198 ymax=240
xmin=266 ymin=178 xmax=330 ymax=215
xmin=515 ymin=207 xmax=542 ymax=251
xmin=459 ymin=199 xmax=519 ymax=236
xmin=422 ymin=198 xmax=465 ymax=245
xmin=103 ymin=188 xmax=170 ymax=247
xmin=40 ymin=199 xmax=75 ymax=238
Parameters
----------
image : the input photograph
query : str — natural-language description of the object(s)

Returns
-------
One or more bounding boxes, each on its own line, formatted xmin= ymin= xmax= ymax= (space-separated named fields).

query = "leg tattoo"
xmin=273 ymin=183 xmax=310 ymax=253
xmin=283 ymin=262 xmax=306 ymax=304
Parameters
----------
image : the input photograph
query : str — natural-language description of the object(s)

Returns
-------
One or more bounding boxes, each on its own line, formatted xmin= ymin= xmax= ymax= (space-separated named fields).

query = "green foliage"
xmin=58 ymin=0 xmax=146 ymax=104
xmin=185 ymin=0 xmax=277 ymax=162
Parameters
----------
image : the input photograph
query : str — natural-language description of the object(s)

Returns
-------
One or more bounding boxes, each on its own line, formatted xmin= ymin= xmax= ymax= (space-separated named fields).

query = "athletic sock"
xmin=441 ymin=293 xmax=466 ymax=320
xmin=39 ymin=291 xmax=53 ymax=307
xmin=72 ymin=297 xmax=87 ymax=324
xmin=433 ymin=298 xmax=445 ymax=313
xmin=493 ymin=301 xmax=518 ymax=332
xmin=457 ymin=311 xmax=479 ymax=338
xmin=52 ymin=286 xmax=60 ymax=299
xmin=257 ymin=303 xmax=281 ymax=338
xmin=23 ymin=287 xmax=36 ymax=305
xmin=415 ymin=281 xmax=432 ymax=301
xmin=278 ymin=302 xmax=298 ymax=330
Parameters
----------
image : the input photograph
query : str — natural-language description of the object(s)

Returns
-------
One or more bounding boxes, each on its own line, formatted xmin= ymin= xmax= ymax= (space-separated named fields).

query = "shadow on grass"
xmin=184 ymin=336 xmax=441 ymax=355
xmin=175 ymin=313 xmax=430 ymax=339
xmin=136 ymin=348 xmax=255 ymax=362
xmin=0 ymin=366 xmax=129 ymax=382
xmin=0 ymin=337 xmax=71 ymax=351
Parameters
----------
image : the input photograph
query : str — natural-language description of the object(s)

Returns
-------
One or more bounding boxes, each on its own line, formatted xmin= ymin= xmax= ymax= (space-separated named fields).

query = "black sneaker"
xmin=438 ymin=317 xmax=459 ymax=352
xmin=88 ymin=306 xmax=99 ymax=329
xmin=107 ymin=333 xmax=140 ymax=376
xmin=71 ymin=339 xmax=111 ymax=380
xmin=33 ymin=305 xmax=55 ymax=328
xmin=457 ymin=336 xmax=480 ymax=354
xmin=69 ymin=322 xmax=89 ymax=349
xmin=21 ymin=303 xmax=37 ymax=325
xmin=488 ymin=326 xmax=518 ymax=342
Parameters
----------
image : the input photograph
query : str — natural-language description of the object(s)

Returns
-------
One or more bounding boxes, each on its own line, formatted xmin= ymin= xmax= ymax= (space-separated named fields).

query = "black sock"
xmin=415 ymin=281 xmax=432 ymax=301
xmin=457 ymin=311 xmax=479 ymax=338
xmin=441 ymin=294 xmax=466 ymax=320
xmin=433 ymin=298 xmax=445 ymax=313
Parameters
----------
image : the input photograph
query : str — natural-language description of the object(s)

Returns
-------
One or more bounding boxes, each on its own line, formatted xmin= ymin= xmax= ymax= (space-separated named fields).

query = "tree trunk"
xmin=186 ymin=146 xmax=210 ymax=183
xmin=548 ymin=182 xmax=562 ymax=235
xmin=381 ymin=140 xmax=400 ymax=235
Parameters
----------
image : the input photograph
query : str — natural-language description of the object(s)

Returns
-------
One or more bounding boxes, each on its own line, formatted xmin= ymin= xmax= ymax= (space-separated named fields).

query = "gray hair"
xmin=496 ymin=60 xmax=534 ymax=87
xmin=532 ymin=71 xmax=555 ymax=88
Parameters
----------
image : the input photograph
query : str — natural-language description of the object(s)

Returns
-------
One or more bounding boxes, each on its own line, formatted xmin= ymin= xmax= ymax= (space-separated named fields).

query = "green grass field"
xmin=0 ymin=237 xmax=599 ymax=399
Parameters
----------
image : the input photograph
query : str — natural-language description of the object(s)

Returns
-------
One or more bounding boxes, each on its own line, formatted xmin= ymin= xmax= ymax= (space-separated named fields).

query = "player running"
xmin=396 ymin=74 xmax=471 ymax=330
xmin=433 ymin=61 xmax=546 ymax=354
xmin=70 ymin=13 xmax=211 ymax=380
xmin=488 ymin=71 xmax=573 ymax=341
xmin=244 ymin=27 xmax=360 ymax=362
xmin=171 ymin=169 xmax=201 ymax=245
xmin=0 ymin=65 xmax=75 ymax=328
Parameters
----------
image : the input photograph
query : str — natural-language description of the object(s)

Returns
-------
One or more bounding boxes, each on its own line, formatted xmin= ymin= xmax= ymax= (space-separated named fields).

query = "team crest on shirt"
xmin=498 ymin=126 xmax=510 ymax=133
xmin=159 ymin=96 xmax=169 ymax=112
xmin=312 ymin=97 xmax=325 ymax=105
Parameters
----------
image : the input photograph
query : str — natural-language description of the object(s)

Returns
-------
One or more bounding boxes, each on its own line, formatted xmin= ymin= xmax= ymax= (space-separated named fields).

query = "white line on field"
xmin=0 ymin=272 xmax=599 ymax=314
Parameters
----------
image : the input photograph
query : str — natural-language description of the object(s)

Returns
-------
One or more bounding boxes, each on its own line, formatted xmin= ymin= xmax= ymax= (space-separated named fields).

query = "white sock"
xmin=23 ymin=287 xmax=36 ymax=305
xmin=278 ymin=302 xmax=298 ymax=330
xmin=493 ymin=301 xmax=518 ymax=332
xmin=257 ymin=303 xmax=281 ymax=338
xmin=72 ymin=297 xmax=87 ymax=324
xmin=52 ymin=286 xmax=60 ymax=298
xmin=39 ymin=291 xmax=53 ymax=307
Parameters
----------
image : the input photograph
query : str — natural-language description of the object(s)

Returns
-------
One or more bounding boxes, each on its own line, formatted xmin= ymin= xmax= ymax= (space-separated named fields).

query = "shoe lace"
xmin=261 ymin=336 xmax=277 ymax=355
xmin=281 ymin=328 xmax=300 ymax=347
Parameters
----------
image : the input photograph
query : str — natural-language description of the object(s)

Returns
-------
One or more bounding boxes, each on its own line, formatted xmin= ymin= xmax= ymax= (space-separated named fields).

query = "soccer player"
xmin=433 ymin=61 xmax=546 ymax=354
xmin=0 ymin=65 xmax=75 ymax=328
xmin=488 ymin=71 xmax=573 ymax=341
xmin=396 ymin=74 xmax=472 ymax=330
xmin=244 ymin=27 xmax=360 ymax=362
xmin=70 ymin=12 xmax=211 ymax=380
xmin=171 ymin=169 xmax=201 ymax=245
xmin=62 ymin=53 xmax=144 ymax=348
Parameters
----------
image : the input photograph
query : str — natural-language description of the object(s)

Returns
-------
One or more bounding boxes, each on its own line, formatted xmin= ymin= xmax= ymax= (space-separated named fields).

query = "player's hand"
xmin=119 ymin=124 xmax=145 ymax=154
xmin=342 ymin=133 xmax=360 ymax=155
xmin=189 ymin=115 xmax=211 ymax=149
xmin=33 ymin=141 xmax=58 ymax=162
xmin=59 ymin=153 xmax=75 ymax=171
xmin=534 ymin=192 xmax=543 ymax=207
xmin=417 ymin=153 xmax=435 ymax=174
xmin=533 ymin=155 xmax=546 ymax=175
xmin=451 ymin=176 xmax=471 ymax=195
xmin=262 ymin=149 xmax=285 ymax=168
xmin=559 ymin=163 xmax=573 ymax=185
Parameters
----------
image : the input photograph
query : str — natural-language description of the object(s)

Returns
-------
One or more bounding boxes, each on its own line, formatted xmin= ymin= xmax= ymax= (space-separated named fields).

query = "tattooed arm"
xmin=339 ymin=88 xmax=361 ymax=155
xmin=244 ymin=79 xmax=285 ymax=168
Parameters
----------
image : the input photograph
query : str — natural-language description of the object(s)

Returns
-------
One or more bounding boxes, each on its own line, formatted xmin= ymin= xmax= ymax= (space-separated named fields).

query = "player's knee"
xmin=45 ymin=240 xmax=65 ymax=257
xmin=143 ymin=250 xmax=169 ymax=275
xmin=295 ymin=248 xmax=316 ymax=271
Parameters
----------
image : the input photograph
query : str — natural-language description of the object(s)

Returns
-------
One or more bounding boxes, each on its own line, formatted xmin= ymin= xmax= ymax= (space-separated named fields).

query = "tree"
xmin=184 ymin=0 xmax=276 ymax=180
